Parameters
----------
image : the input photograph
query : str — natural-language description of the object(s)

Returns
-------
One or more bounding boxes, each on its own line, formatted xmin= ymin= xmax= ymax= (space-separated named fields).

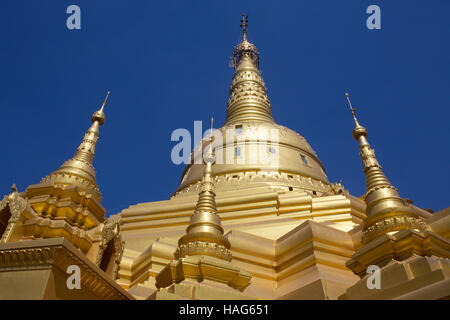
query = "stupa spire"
xmin=226 ymin=14 xmax=274 ymax=124
xmin=43 ymin=91 xmax=110 ymax=200
xmin=177 ymin=119 xmax=231 ymax=260
xmin=72 ymin=91 xmax=109 ymax=164
xmin=345 ymin=93 xmax=420 ymax=244
xmin=345 ymin=92 xmax=392 ymax=191
xmin=345 ymin=92 xmax=365 ymax=132
xmin=155 ymin=118 xmax=252 ymax=293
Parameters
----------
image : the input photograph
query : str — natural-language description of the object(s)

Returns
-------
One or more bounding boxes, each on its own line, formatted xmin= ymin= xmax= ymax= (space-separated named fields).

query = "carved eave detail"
xmin=0 ymin=238 xmax=133 ymax=299
xmin=21 ymin=217 xmax=94 ymax=253
xmin=0 ymin=190 xmax=35 ymax=243
xmin=95 ymin=216 xmax=125 ymax=280
xmin=155 ymin=255 xmax=252 ymax=292
xmin=25 ymin=183 xmax=106 ymax=230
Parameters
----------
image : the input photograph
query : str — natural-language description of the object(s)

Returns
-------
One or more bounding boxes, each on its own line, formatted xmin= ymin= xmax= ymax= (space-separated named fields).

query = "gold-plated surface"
xmin=0 ymin=238 xmax=133 ymax=300
xmin=341 ymin=255 xmax=450 ymax=300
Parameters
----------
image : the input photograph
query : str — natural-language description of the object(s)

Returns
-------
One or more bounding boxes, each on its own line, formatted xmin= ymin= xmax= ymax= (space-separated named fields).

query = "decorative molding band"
xmin=0 ymin=238 xmax=133 ymax=300
xmin=362 ymin=216 xmax=426 ymax=244
xmin=364 ymin=185 xmax=399 ymax=200
xmin=174 ymin=171 xmax=332 ymax=197
xmin=176 ymin=241 xmax=232 ymax=261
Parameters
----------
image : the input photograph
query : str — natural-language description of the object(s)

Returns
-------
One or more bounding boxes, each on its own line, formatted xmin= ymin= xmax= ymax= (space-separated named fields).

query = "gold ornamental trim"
xmin=0 ymin=238 xmax=132 ymax=300
xmin=0 ymin=185 xmax=28 ymax=243
xmin=362 ymin=216 xmax=426 ymax=244
xmin=176 ymin=241 xmax=232 ymax=261
xmin=95 ymin=216 xmax=125 ymax=280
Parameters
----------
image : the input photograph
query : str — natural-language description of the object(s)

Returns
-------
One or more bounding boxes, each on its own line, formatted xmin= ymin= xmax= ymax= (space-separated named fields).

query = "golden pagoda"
xmin=0 ymin=15 xmax=448 ymax=300
xmin=0 ymin=92 xmax=132 ymax=299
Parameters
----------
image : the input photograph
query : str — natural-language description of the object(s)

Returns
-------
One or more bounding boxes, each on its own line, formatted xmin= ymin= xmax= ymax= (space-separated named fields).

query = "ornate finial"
xmin=345 ymin=92 xmax=358 ymax=120
xmin=227 ymin=15 xmax=273 ymax=123
xmin=11 ymin=184 xmax=18 ymax=193
xmin=92 ymin=91 xmax=109 ymax=125
xmin=345 ymin=92 xmax=367 ymax=139
xmin=209 ymin=117 xmax=214 ymax=150
xmin=232 ymin=14 xmax=260 ymax=70
xmin=210 ymin=117 xmax=214 ymax=140
xmin=344 ymin=93 xmax=419 ymax=246
xmin=204 ymin=117 xmax=216 ymax=165
xmin=240 ymin=13 xmax=248 ymax=40
xmin=100 ymin=91 xmax=110 ymax=112
xmin=44 ymin=93 xmax=110 ymax=200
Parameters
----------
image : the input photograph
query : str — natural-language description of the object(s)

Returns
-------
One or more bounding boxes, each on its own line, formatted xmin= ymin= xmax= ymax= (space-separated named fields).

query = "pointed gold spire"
xmin=99 ymin=90 xmax=110 ymax=113
xmin=226 ymin=14 xmax=273 ymax=124
xmin=345 ymin=92 xmax=367 ymax=137
xmin=156 ymin=120 xmax=252 ymax=292
xmin=345 ymin=92 xmax=392 ymax=193
xmin=177 ymin=119 xmax=231 ymax=261
xmin=41 ymin=91 xmax=110 ymax=200
xmin=345 ymin=93 xmax=420 ymax=244
xmin=72 ymin=90 xmax=109 ymax=164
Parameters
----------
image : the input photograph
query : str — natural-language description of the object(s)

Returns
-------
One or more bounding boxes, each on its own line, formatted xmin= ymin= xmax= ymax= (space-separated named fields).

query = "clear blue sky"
xmin=1 ymin=1 xmax=449 ymax=215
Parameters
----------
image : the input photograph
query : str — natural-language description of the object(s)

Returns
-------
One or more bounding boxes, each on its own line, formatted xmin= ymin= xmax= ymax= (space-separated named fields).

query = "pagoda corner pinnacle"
xmin=91 ymin=91 xmax=110 ymax=125
xmin=345 ymin=93 xmax=420 ymax=246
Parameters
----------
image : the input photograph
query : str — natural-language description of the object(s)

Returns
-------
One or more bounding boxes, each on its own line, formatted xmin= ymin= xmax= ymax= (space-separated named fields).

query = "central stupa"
xmin=174 ymin=15 xmax=330 ymax=198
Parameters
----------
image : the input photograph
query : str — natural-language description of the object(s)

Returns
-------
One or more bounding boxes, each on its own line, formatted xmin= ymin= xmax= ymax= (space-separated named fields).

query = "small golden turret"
xmin=41 ymin=91 xmax=110 ymax=201
xmin=345 ymin=93 xmax=423 ymax=244
xmin=23 ymin=92 xmax=111 ymax=238
xmin=176 ymin=118 xmax=231 ymax=260
xmin=226 ymin=14 xmax=274 ymax=124
xmin=155 ymin=118 xmax=252 ymax=295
